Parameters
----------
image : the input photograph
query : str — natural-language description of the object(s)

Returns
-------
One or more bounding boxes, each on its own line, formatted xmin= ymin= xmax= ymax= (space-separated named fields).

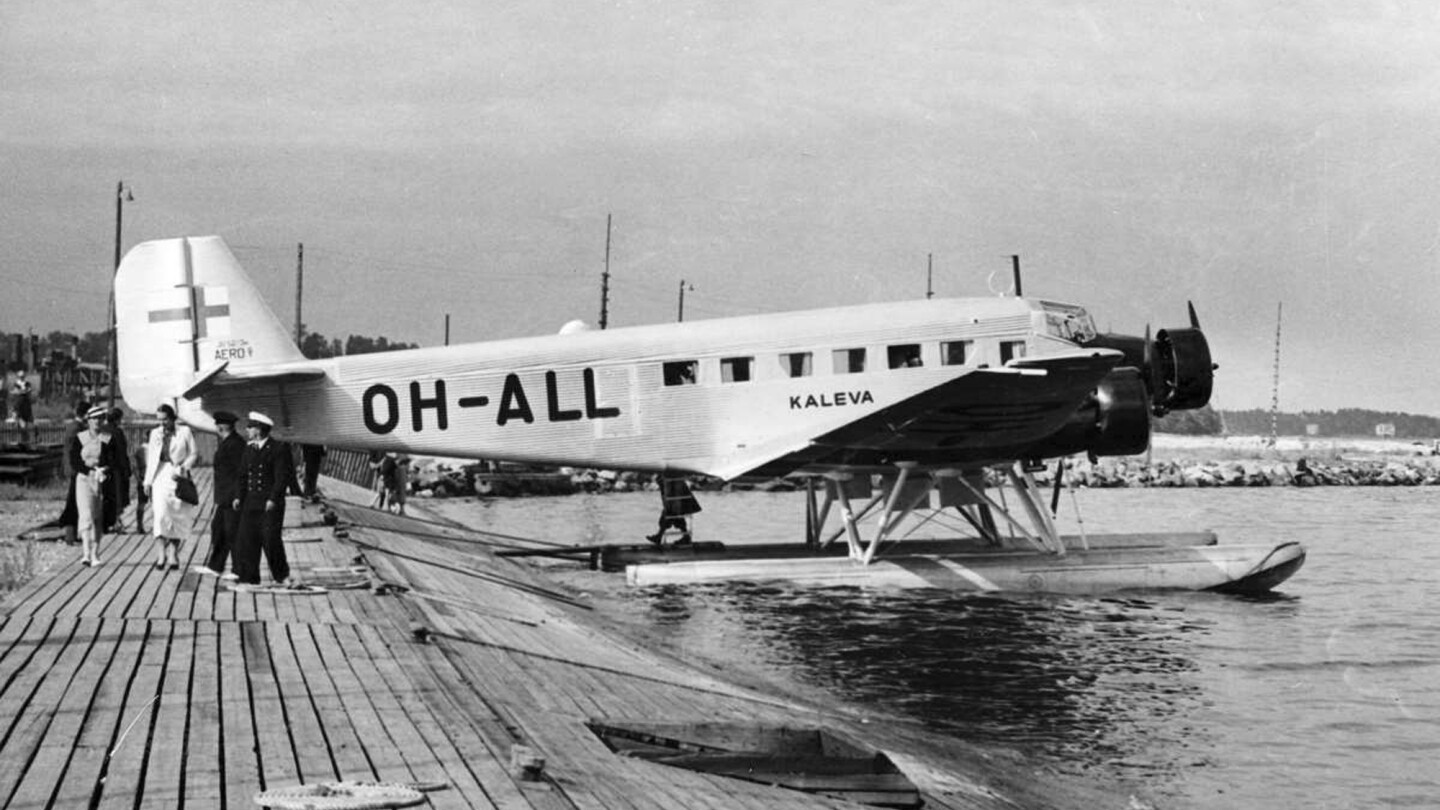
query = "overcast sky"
xmin=3 ymin=1 xmax=1438 ymax=414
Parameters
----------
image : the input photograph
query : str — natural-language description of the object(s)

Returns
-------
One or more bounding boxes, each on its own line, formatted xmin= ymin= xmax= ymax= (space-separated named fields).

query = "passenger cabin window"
xmin=887 ymin=344 xmax=922 ymax=369
xmin=662 ymin=360 xmax=698 ymax=386
xmin=779 ymin=352 xmax=812 ymax=378
xmin=941 ymin=340 xmax=971 ymax=366
xmin=720 ymin=356 xmax=753 ymax=383
xmin=1000 ymin=341 xmax=1027 ymax=364
xmin=833 ymin=348 xmax=866 ymax=374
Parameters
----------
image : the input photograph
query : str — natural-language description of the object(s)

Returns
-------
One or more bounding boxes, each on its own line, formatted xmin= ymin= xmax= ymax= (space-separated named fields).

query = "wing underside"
xmin=715 ymin=350 xmax=1121 ymax=480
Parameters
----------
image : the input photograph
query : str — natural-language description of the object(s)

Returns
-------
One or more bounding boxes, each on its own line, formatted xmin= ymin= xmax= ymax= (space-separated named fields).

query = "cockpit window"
xmin=1042 ymin=302 xmax=1097 ymax=343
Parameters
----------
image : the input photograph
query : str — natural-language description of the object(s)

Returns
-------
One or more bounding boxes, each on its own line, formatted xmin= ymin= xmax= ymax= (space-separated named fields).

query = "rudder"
xmin=115 ymin=236 xmax=302 ymax=414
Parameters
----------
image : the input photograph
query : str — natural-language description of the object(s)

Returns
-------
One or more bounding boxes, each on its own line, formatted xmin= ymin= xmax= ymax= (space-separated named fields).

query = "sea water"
xmin=432 ymin=486 xmax=1440 ymax=809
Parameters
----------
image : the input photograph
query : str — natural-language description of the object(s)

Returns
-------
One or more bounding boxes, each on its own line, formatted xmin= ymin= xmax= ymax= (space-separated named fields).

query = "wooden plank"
xmin=138 ymin=619 xmax=195 ymax=807
xmin=288 ymin=623 xmax=375 ymax=782
xmin=242 ymin=621 xmax=303 ymax=793
xmin=0 ymin=617 xmax=64 ymax=761
xmin=328 ymin=623 xmax=423 ymax=783
xmin=213 ymin=585 xmax=236 ymax=622
xmin=6 ymin=615 xmax=127 ymax=809
xmin=372 ymin=626 xmax=542 ymax=810
xmin=267 ymin=621 xmax=342 ymax=784
xmin=0 ymin=617 xmax=103 ymax=807
xmin=344 ymin=623 xmax=499 ymax=810
xmin=0 ymin=614 xmax=39 ymax=689
xmin=47 ymin=617 xmax=147 ymax=807
xmin=218 ymin=620 xmax=263 ymax=810
xmin=182 ymin=621 xmax=224 ymax=807
xmin=76 ymin=532 xmax=156 ymax=620
xmin=94 ymin=619 xmax=168 ymax=810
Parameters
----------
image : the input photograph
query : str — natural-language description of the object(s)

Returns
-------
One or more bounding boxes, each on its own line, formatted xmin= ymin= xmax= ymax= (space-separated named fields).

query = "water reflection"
xmin=631 ymin=584 xmax=1232 ymax=781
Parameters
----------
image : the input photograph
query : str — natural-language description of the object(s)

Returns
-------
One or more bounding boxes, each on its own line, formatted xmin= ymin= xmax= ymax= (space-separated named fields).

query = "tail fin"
xmin=116 ymin=236 xmax=302 ymax=414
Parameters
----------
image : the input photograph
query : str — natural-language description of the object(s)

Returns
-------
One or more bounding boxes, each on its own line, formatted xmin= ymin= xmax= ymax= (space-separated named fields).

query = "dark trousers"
xmin=207 ymin=504 xmax=240 ymax=573
xmin=235 ymin=506 xmax=289 ymax=585
xmin=302 ymin=451 xmax=322 ymax=498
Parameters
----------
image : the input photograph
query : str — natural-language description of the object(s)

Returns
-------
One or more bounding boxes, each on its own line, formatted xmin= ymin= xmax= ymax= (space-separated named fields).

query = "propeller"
xmin=1080 ymin=303 xmax=1214 ymax=415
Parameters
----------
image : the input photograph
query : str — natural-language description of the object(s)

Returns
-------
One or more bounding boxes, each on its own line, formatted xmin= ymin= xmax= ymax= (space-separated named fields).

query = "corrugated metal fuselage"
xmin=195 ymin=297 xmax=1069 ymax=477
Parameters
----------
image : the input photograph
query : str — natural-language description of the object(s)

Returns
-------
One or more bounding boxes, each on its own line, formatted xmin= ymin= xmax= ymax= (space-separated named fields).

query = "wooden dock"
xmin=0 ymin=472 xmax=1112 ymax=809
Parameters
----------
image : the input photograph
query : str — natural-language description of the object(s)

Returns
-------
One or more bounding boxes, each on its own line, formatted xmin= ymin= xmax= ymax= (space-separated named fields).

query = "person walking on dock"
xmin=195 ymin=411 xmax=243 ymax=579
xmin=55 ymin=400 xmax=89 ymax=545
xmin=143 ymin=403 xmax=197 ymax=571
xmin=300 ymin=443 xmax=325 ymax=502
xmin=102 ymin=408 xmax=132 ymax=532
xmin=646 ymin=474 xmax=701 ymax=547
xmin=10 ymin=369 xmax=34 ymax=446
xmin=233 ymin=411 xmax=291 ymax=587
xmin=69 ymin=405 xmax=118 ymax=566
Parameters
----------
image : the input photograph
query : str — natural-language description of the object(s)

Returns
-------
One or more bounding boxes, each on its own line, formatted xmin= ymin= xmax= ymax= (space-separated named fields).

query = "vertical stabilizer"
xmin=115 ymin=236 xmax=302 ymax=414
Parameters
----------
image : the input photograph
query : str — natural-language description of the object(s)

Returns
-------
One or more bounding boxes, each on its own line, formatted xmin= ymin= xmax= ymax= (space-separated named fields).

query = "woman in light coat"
xmin=143 ymin=403 xmax=198 ymax=570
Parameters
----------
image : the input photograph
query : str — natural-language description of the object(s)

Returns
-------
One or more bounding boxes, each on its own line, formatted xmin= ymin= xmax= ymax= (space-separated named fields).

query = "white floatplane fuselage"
xmin=114 ymin=235 xmax=1304 ymax=594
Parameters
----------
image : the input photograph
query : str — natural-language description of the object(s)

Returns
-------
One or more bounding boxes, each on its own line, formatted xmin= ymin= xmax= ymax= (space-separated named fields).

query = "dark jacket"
xmin=213 ymin=431 xmax=246 ymax=507
xmin=68 ymin=429 xmax=119 ymax=477
xmin=239 ymin=439 xmax=292 ymax=512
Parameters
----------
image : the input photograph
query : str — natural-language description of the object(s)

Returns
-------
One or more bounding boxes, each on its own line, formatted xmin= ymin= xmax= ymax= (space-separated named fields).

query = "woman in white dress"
xmin=143 ymin=403 xmax=197 ymax=570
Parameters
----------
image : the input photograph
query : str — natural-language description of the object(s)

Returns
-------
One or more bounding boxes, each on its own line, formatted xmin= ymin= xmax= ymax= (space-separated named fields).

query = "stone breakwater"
xmin=1060 ymin=457 xmax=1440 ymax=488
xmin=398 ymin=451 xmax=1440 ymax=499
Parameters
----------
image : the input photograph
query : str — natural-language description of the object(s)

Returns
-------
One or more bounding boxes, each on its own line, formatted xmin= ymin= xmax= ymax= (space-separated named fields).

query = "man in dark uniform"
xmin=232 ymin=411 xmax=292 ymax=587
xmin=300 ymin=444 xmax=325 ymax=502
xmin=646 ymin=473 xmax=701 ymax=547
xmin=196 ymin=410 xmax=244 ymax=579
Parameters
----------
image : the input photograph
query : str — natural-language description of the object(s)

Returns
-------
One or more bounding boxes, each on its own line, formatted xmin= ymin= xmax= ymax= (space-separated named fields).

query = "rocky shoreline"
xmin=1056 ymin=456 xmax=1440 ymax=487
xmin=405 ymin=452 xmax=1440 ymax=499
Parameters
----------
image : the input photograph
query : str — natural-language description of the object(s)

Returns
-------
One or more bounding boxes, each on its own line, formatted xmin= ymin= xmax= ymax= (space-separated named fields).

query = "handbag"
xmin=174 ymin=472 xmax=199 ymax=505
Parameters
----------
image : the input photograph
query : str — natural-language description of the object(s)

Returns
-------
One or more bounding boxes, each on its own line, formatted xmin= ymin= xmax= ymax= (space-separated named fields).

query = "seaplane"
xmin=115 ymin=235 xmax=1304 ymax=594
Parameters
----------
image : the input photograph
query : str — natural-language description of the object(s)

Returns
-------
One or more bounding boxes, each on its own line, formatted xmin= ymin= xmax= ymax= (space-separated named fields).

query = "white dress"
xmin=144 ymin=425 xmax=197 ymax=538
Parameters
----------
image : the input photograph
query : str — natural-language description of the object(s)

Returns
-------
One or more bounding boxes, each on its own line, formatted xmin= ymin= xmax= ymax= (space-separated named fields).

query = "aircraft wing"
xmin=181 ymin=360 xmax=328 ymax=400
xmin=710 ymin=349 xmax=1122 ymax=480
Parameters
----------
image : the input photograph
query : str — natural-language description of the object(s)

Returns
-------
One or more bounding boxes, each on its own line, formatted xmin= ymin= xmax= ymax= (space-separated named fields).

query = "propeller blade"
xmin=1188 ymin=301 xmax=1201 ymax=329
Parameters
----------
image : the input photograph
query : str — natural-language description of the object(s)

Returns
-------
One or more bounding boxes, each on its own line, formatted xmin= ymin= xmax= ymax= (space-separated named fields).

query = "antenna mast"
xmin=599 ymin=213 xmax=612 ymax=330
xmin=1267 ymin=302 xmax=1282 ymax=447
xmin=294 ymin=242 xmax=304 ymax=347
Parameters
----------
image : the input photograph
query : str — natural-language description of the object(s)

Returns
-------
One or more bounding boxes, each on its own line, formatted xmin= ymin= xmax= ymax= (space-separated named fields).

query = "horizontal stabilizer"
xmin=181 ymin=361 xmax=328 ymax=400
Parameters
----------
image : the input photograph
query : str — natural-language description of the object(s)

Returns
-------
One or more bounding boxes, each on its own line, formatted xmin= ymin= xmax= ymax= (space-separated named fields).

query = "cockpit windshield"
xmin=1041 ymin=302 xmax=1098 ymax=343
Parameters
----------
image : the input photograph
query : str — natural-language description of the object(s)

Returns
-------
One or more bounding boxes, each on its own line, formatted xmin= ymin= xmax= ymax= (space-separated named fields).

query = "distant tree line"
xmin=1216 ymin=408 xmax=1440 ymax=439
xmin=298 ymin=325 xmax=418 ymax=359
xmin=1152 ymin=405 xmax=1224 ymax=435
xmin=2 ymin=330 xmax=109 ymax=370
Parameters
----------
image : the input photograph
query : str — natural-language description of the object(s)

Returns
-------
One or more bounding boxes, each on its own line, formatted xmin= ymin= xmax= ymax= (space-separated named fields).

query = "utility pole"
xmin=444 ymin=313 xmax=451 ymax=346
xmin=294 ymin=242 xmax=304 ymax=347
xmin=599 ymin=213 xmax=612 ymax=330
xmin=926 ymin=253 xmax=933 ymax=299
xmin=1267 ymin=302 xmax=1283 ymax=447
xmin=107 ymin=181 xmax=134 ymax=410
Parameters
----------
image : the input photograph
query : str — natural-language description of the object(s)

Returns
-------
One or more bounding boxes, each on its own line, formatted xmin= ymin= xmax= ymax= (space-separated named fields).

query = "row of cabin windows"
xmin=662 ymin=339 xmax=1028 ymax=386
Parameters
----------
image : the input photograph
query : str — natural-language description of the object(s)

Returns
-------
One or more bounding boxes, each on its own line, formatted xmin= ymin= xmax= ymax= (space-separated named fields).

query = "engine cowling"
xmin=1153 ymin=326 xmax=1213 ymax=412
xmin=1024 ymin=367 xmax=1152 ymax=459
